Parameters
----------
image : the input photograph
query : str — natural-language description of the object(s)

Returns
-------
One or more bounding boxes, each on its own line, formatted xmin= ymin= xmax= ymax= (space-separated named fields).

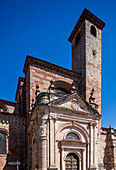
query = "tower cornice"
xmin=68 ymin=8 xmax=105 ymax=42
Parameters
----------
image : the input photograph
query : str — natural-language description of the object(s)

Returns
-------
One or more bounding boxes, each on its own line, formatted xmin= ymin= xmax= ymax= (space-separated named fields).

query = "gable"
xmin=48 ymin=92 xmax=100 ymax=116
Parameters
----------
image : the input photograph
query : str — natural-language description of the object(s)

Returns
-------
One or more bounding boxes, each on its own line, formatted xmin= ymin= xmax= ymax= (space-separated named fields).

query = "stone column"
xmin=39 ymin=120 xmax=47 ymax=170
xmin=48 ymin=116 xmax=57 ymax=170
xmin=93 ymin=124 xmax=95 ymax=165
xmin=89 ymin=123 xmax=93 ymax=167
xmin=90 ymin=123 xmax=97 ymax=170
xmin=83 ymin=149 xmax=86 ymax=170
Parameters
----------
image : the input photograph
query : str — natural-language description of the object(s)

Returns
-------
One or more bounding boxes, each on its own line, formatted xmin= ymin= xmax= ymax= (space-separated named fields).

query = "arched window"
xmin=49 ymin=80 xmax=72 ymax=97
xmin=0 ymin=132 xmax=6 ymax=154
xmin=91 ymin=25 xmax=97 ymax=37
xmin=66 ymin=132 xmax=80 ymax=140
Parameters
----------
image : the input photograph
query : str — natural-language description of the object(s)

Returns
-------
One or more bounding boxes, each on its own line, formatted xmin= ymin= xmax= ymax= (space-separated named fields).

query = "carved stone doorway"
xmin=65 ymin=153 xmax=79 ymax=170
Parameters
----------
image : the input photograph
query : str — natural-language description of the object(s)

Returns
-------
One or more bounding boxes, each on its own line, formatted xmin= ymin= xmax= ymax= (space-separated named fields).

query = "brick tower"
xmin=68 ymin=9 xmax=105 ymax=114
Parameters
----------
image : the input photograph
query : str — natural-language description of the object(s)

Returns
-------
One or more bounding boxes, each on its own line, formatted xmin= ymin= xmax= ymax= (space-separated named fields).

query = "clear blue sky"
xmin=0 ymin=0 xmax=116 ymax=128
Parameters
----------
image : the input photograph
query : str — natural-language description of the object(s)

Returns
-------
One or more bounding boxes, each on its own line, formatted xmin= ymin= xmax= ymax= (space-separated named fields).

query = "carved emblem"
xmin=71 ymin=99 xmax=80 ymax=110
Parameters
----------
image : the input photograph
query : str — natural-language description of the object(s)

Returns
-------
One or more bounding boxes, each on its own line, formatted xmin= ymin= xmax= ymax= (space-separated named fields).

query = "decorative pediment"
xmin=58 ymin=98 xmax=88 ymax=112
xmin=35 ymin=91 xmax=100 ymax=116
xmin=49 ymin=93 xmax=94 ymax=114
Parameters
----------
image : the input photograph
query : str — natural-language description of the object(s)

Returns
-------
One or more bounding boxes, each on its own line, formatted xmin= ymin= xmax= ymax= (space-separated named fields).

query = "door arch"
xmin=65 ymin=153 xmax=79 ymax=170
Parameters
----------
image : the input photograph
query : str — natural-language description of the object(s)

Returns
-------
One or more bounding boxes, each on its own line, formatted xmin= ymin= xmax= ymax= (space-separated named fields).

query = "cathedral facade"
xmin=0 ymin=9 xmax=116 ymax=170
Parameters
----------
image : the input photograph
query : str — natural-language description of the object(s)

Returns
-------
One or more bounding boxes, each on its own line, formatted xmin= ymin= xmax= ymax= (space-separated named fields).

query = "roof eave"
xmin=23 ymin=55 xmax=81 ymax=79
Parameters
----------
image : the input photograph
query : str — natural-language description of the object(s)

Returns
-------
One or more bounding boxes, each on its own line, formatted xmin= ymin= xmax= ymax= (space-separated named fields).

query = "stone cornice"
xmin=48 ymin=105 xmax=101 ymax=119
xmin=23 ymin=55 xmax=81 ymax=79
xmin=60 ymin=140 xmax=86 ymax=144
xmin=68 ymin=8 xmax=105 ymax=42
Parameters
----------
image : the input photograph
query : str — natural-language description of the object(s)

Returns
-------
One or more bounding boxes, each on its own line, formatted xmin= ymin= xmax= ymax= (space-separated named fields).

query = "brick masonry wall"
xmin=72 ymin=20 xmax=102 ymax=114
xmin=72 ymin=22 xmax=86 ymax=99
xmin=85 ymin=20 xmax=101 ymax=114
xmin=25 ymin=64 xmax=80 ymax=114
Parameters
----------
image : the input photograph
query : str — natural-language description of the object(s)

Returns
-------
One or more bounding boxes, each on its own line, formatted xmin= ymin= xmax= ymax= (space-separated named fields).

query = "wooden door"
xmin=65 ymin=153 xmax=79 ymax=170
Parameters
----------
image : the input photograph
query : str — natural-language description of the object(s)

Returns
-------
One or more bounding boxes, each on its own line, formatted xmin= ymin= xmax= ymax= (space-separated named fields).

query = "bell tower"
xmin=68 ymin=9 xmax=105 ymax=113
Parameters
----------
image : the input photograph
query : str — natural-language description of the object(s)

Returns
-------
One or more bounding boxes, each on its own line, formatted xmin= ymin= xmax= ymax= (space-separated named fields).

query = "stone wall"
xmin=72 ymin=19 xmax=102 ymax=114
xmin=85 ymin=19 xmax=101 ymax=114
xmin=27 ymin=91 xmax=100 ymax=170
xmin=72 ymin=22 xmax=86 ymax=99
xmin=0 ymin=114 xmax=25 ymax=170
